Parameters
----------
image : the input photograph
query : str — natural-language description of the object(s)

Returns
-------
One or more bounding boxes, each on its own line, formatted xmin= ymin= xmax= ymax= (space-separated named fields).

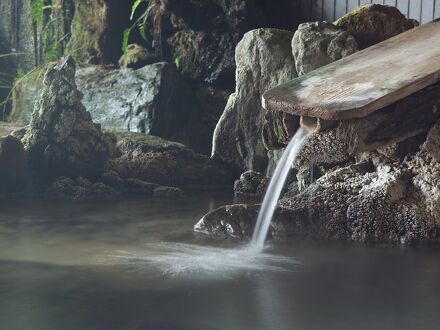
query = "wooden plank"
xmin=262 ymin=21 xmax=440 ymax=120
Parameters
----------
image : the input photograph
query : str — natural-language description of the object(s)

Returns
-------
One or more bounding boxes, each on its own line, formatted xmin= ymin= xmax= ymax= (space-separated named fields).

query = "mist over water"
xmin=99 ymin=242 xmax=300 ymax=279
xmin=251 ymin=128 xmax=310 ymax=251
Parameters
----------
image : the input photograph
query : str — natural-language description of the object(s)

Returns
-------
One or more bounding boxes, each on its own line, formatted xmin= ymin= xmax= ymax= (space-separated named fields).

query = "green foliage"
xmin=174 ymin=57 xmax=181 ymax=71
xmin=123 ymin=0 xmax=157 ymax=54
xmin=131 ymin=0 xmax=144 ymax=20
xmin=31 ymin=0 xmax=64 ymax=63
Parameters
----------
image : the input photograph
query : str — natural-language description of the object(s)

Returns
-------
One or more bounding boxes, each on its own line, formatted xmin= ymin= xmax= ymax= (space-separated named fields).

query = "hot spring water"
xmin=102 ymin=128 xmax=310 ymax=276
xmin=250 ymin=128 xmax=310 ymax=251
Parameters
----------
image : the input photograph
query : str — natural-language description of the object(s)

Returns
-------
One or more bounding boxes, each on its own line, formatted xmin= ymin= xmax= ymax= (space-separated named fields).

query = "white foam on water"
xmin=250 ymin=128 xmax=310 ymax=251
xmin=98 ymin=242 xmax=300 ymax=279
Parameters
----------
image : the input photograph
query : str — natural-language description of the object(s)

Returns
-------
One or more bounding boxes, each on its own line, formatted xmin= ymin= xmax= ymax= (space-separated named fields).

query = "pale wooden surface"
xmin=263 ymin=21 xmax=440 ymax=120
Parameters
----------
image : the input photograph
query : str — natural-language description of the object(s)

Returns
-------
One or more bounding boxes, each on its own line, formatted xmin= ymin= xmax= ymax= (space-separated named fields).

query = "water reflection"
xmin=1 ymin=195 xmax=440 ymax=330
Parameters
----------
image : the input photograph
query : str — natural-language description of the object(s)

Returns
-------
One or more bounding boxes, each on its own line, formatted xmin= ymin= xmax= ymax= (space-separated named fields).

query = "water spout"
xmin=250 ymin=128 xmax=310 ymax=252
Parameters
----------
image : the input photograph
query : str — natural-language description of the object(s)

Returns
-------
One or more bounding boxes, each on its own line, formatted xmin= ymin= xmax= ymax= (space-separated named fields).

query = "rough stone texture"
xmin=66 ymin=0 xmax=130 ymax=64
xmin=22 ymin=57 xmax=112 ymax=184
xmin=0 ymin=135 xmax=27 ymax=193
xmin=292 ymin=21 xmax=358 ymax=76
xmin=234 ymin=170 xmax=269 ymax=197
xmin=108 ymin=132 xmax=237 ymax=188
xmin=212 ymin=28 xmax=297 ymax=173
xmin=75 ymin=63 xmax=194 ymax=140
xmin=118 ymin=44 xmax=158 ymax=69
xmin=334 ymin=4 xmax=417 ymax=49
xmin=196 ymin=130 xmax=440 ymax=244
xmin=47 ymin=176 xmax=120 ymax=201
xmin=168 ymin=29 xmax=235 ymax=86
xmin=425 ymin=121 xmax=440 ymax=162
xmin=140 ymin=0 xmax=300 ymax=88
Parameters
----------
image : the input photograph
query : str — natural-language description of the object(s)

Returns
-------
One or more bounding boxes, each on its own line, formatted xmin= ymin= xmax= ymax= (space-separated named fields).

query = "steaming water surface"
xmin=1 ymin=194 xmax=440 ymax=330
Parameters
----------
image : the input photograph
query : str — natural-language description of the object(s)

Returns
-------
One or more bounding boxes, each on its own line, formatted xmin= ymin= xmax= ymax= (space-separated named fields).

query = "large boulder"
xmin=292 ymin=21 xmax=358 ymax=76
xmin=0 ymin=135 xmax=27 ymax=193
xmin=334 ymin=4 xmax=417 ymax=49
xmin=22 ymin=57 xmax=112 ymax=184
xmin=108 ymin=132 xmax=237 ymax=188
xmin=75 ymin=62 xmax=194 ymax=140
xmin=212 ymin=28 xmax=297 ymax=173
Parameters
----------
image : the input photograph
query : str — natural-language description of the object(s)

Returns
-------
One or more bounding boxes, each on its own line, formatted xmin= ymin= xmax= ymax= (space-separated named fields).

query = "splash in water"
xmin=99 ymin=242 xmax=300 ymax=279
xmin=250 ymin=128 xmax=310 ymax=252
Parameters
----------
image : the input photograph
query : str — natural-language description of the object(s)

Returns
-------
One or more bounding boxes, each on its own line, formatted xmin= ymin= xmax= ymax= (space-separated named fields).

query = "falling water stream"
xmin=92 ymin=128 xmax=310 ymax=277
xmin=250 ymin=128 xmax=310 ymax=251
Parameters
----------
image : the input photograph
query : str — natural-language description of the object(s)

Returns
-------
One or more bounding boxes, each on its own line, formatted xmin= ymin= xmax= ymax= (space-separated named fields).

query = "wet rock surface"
xmin=234 ymin=170 xmax=269 ymax=197
xmin=197 ymin=130 xmax=440 ymax=244
xmin=212 ymin=28 xmax=297 ymax=173
xmin=75 ymin=63 xmax=193 ymax=140
xmin=292 ymin=21 xmax=358 ymax=76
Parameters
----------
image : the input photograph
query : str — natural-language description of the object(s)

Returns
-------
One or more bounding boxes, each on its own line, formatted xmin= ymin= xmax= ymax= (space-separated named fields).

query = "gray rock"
xmin=212 ymin=28 xmax=297 ymax=173
xmin=234 ymin=170 xmax=269 ymax=196
xmin=22 ymin=56 xmax=111 ymax=184
xmin=0 ymin=135 xmax=27 ymax=193
xmin=76 ymin=62 xmax=194 ymax=139
xmin=425 ymin=121 xmax=440 ymax=162
xmin=292 ymin=21 xmax=358 ymax=76
xmin=196 ymin=145 xmax=440 ymax=244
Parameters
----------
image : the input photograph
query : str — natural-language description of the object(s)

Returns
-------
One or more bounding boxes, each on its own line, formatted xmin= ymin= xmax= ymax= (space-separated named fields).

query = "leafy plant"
xmin=123 ymin=0 xmax=159 ymax=53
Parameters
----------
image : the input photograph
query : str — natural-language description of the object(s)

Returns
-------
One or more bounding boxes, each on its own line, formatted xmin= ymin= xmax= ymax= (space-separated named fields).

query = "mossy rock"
xmin=334 ymin=4 xmax=417 ymax=49
xmin=118 ymin=44 xmax=157 ymax=69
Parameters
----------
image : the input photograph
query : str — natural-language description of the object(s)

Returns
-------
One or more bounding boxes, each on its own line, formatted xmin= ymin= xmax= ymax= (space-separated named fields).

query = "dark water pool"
xmin=1 ymin=194 xmax=440 ymax=330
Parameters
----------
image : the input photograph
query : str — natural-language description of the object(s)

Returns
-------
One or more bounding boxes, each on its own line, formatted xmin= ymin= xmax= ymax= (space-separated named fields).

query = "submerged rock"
xmin=48 ymin=176 xmax=120 ymax=201
xmin=0 ymin=135 xmax=27 ymax=193
xmin=334 ymin=4 xmax=417 ymax=49
xmin=212 ymin=28 xmax=296 ymax=173
xmin=292 ymin=21 xmax=358 ymax=76
xmin=22 ymin=56 xmax=112 ymax=184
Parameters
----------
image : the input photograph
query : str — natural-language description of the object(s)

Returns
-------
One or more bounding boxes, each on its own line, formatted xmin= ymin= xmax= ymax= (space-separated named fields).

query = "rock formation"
xmin=22 ymin=56 xmax=112 ymax=184
xmin=292 ymin=21 xmax=358 ymax=76
xmin=212 ymin=28 xmax=297 ymax=173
